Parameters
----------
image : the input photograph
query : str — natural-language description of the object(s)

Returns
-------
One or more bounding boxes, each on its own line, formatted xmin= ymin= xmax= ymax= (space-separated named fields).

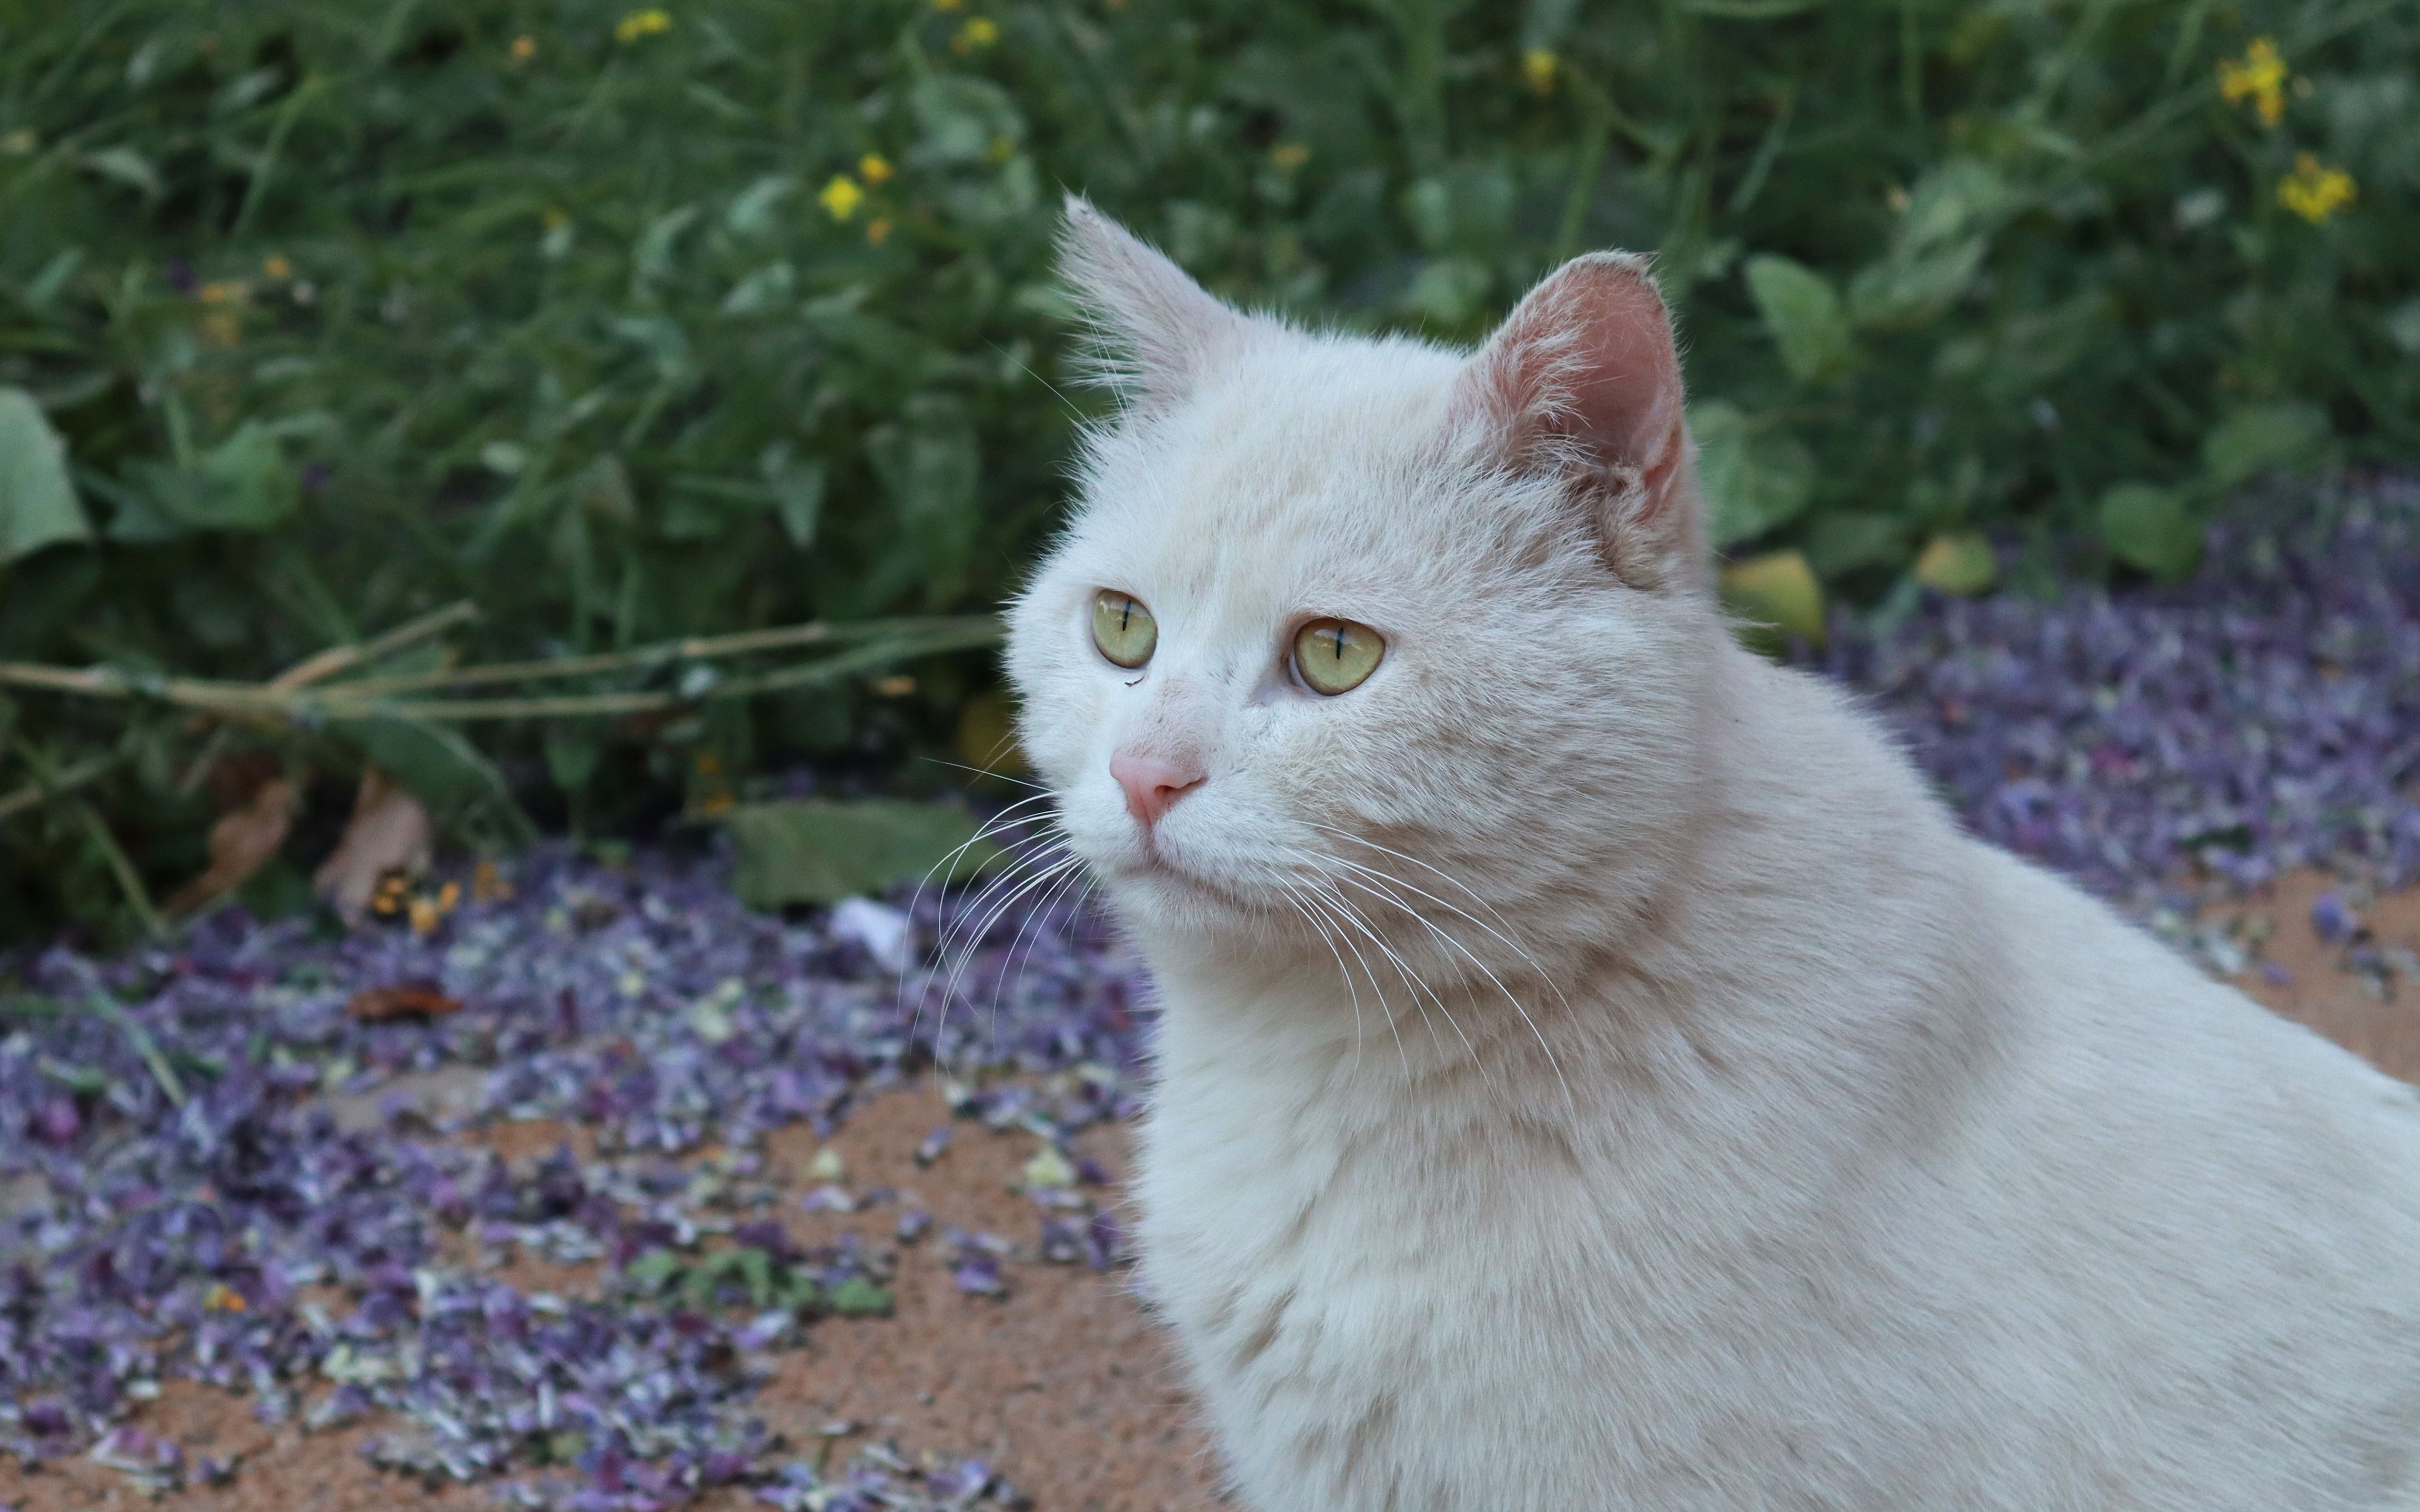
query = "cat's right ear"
xmin=1058 ymin=195 xmax=1250 ymax=408
xmin=1455 ymin=254 xmax=1704 ymax=591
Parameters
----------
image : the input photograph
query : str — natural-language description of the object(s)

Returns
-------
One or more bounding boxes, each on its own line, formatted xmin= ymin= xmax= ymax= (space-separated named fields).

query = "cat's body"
xmin=1006 ymin=200 xmax=2420 ymax=1510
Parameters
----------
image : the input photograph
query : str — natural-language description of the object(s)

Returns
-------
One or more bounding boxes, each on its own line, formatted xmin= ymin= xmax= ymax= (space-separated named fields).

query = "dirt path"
xmin=8 ymin=869 xmax=2416 ymax=1512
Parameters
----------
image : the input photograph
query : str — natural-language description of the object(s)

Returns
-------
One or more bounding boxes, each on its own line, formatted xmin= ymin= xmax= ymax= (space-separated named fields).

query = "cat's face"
xmin=1004 ymin=201 xmax=1724 ymax=978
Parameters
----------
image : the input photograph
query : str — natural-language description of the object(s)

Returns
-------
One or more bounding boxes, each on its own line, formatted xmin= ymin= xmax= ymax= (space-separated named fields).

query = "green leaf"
xmin=1912 ymin=532 xmax=1996 ymax=595
xmin=865 ymin=396 xmax=978 ymax=599
xmin=1847 ymin=237 xmax=1986 ymax=329
xmin=761 ymin=444 xmax=826 ymax=549
xmin=1719 ymin=549 xmax=1826 ymax=651
xmin=1692 ymin=402 xmax=1815 ymax=547
xmin=725 ymin=799 xmax=1008 ymax=910
xmin=1804 ymin=512 xmax=1906 ymax=579
xmin=827 ymin=1277 xmax=895 ymax=1318
xmin=0 ymin=388 xmax=91 ymax=564
xmin=625 ymin=1248 xmax=684 ymax=1289
xmin=133 ymin=424 xmax=299 ymax=533
xmin=347 ymin=717 xmax=537 ymax=841
xmin=2200 ymin=404 xmax=2329 ymax=491
xmin=2098 ymin=483 xmax=2200 ymax=581
xmin=1743 ymin=256 xmax=1853 ymax=383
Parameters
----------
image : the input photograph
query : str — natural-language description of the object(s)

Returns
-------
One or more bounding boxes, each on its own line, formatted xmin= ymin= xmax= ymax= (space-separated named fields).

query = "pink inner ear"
xmin=1465 ymin=256 xmax=1687 ymax=502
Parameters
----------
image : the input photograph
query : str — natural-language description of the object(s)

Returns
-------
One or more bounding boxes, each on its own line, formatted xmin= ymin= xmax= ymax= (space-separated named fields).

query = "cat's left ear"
xmin=1456 ymin=254 xmax=1702 ymax=591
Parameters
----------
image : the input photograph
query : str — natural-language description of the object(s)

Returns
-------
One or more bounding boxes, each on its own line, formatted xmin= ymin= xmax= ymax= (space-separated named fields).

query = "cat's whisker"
xmin=1306 ymin=823 xmax=1575 ymax=1017
xmin=901 ymin=790 xmax=1067 ymax=1046
xmin=1273 ymin=875 xmax=1378 ymax=1082
xmin=919 ymin=839 xmax=1077 ymax=1069
xmin=1316 ymin=874 xmax=1490 ymax=1092
xmin=936 ymin=849 xmax=1082 ymax=1016
xmin=929 ymin=855 xmax=1083 ymax=1075
xmin=986 ymin=854 xmax=1094 ymax=1050
xmin=919 ymin=756 xmax=1056 ymax=794
xmin=1330 ymin=864 xmax=1573 ymax=1113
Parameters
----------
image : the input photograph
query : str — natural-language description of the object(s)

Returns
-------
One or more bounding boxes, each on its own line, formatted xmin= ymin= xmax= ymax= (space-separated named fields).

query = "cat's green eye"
xmin=1293 ymin=618 xmax=1384 ymax=695
xmin=1092 ymin=590 xmax=1158 ymax=669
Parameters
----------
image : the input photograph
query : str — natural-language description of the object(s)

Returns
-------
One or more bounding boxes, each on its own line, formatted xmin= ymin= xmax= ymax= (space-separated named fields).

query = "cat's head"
xmin=1003 ymin=199 xmax=1729 ymax=985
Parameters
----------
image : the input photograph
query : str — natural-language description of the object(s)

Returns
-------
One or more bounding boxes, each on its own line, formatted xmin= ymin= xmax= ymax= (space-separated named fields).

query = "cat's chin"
xmin=1094 ymin=849 xmax=1272 ymax=931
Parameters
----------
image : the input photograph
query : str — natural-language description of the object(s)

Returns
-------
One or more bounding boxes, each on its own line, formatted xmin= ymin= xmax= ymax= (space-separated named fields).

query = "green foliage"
xmin=725 ymin=796 xmax=1005 ymax=909
xmin=0 ymin=0 xmax=2413 ymax=939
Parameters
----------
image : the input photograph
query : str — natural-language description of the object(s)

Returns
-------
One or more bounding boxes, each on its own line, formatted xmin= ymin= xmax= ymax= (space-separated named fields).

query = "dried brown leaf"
xmin=313 ymin=769 xmax=433 ymax=925
xmin=346 ymin=981 xmax=464 ymax=1022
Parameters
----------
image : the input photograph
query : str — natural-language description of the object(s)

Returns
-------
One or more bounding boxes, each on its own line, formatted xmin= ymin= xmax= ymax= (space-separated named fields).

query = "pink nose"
xmin=1110 ymin=750 xmax=1204 ymax=830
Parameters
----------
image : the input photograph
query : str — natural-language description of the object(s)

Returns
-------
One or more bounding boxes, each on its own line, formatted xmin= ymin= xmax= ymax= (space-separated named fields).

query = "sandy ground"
xmin=7 ymin=868 xmax=2418 ymax=1512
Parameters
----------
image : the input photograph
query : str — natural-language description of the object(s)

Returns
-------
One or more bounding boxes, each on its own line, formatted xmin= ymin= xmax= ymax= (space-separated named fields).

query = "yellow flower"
xmin=1522 ymin=48 xmax=1558 ymax=95
xmin=436 ymin=880 xmax=461 ymax=914
xmin=695 ymin=790 xmax=734 ymax=817
xmin=472 ymin=858 xmax=514 ymax=902
xmin=859 ymin=153 xmax=893 ymax=185
xmin=408 ymin=895 xmax=440 ymax=935
xmin=2277 ymin=153 xmax=2356 ymax=224
xmin=866 ymin=216 xmax=893 ymax=246
xmin=2217 ymin=37 xmax=2286 ymax=127
xmin=951 ymin=16 xmax=999 ymax=53
xmin=1269 ymin=142 xmax=1310 ymax=171
xmin=933 ymin=0 xmax=963 ymax=11
xmin=262 ymin=255 xmax=292 ymax=279
xmin=615 ymin=9 xmax=671 ymax=43
xmin=203 ymin=1283 xmax=247 ymax=1313
xmin=198 ymin=280 xmax=248 ymax=306
xmin=510 ymin=34 xmax=537 ymax=61
xmin=819 ymin=174 xmax=863 ymax=220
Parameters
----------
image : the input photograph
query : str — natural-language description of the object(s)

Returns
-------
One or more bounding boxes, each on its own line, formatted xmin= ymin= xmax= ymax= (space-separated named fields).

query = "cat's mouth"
xmin=1105 ymin=845 xmax=1263 ymax=914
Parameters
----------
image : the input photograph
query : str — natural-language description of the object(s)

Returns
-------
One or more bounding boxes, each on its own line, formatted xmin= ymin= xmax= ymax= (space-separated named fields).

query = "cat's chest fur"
xmin=1125 ymin=854 xmax=2420 ymax=1512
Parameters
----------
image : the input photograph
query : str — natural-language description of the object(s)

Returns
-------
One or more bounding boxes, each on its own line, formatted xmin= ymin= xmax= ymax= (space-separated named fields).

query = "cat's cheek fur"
xmin=1009 ymin=201 xmax=2420 ymax=1511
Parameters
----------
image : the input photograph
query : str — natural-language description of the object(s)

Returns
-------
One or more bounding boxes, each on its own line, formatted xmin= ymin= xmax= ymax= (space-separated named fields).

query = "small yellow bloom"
xmin=436 ymin=880 xmax=461 ymax=914
xmin=952 ymin=16 xmax=1000 ymax=53
xmin=203 ymin=1283 xmax=247 ymax=1313
xmin=1522 ymin=48 xmax=1558 ymax=95
xmin=1269 ymin=142 xmax=1310 ymax=171
xmin=696 ymin=791 xmax=735 ymax=817
xmin=511 ymin=35 xmax=537 ymax=61
xmin=859 ymin=153 xmax=894 ymax=185
xmin=2277 ymin=153 xmax=2356 ymax=224
xmin=409 ymin=896 xmax=440 ymax=935
xmin=615 ymin=9 xmax=671 ymax=44
xmin=198 ymin=280 xmax=248 ymax=306
xmin=866 ymin=216 xmax=893 ymax=246
xmin=2217 ymin=37 xmax=2286 ymax=127
xmin=0 ymin=129 xmax=35 ymax=155
xmin=262 ymin=255 xmax=292 ymax=279
xmin=473 ymin=859 xmax=514 ymax=902
xmin=819 ymin=175 xmax=863 ymax=220
xmin=871 ymin=674 xmax=917 ymax=698
xmin=933 ymin=0 xmax=963 ymax=11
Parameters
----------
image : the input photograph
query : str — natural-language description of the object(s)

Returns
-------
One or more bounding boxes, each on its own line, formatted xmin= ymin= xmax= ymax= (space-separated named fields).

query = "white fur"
xmin=1003 ymin=201 xmax=2420 ymax=1510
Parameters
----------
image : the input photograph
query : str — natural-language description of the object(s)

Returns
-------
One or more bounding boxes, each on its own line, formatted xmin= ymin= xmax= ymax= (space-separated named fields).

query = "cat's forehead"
xmin=1070 ymin=334 xmax=1471 ymax=612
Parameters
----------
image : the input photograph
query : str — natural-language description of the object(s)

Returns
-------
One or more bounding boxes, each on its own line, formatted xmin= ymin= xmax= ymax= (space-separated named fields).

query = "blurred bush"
xmin=0 ymin=0 xmax=2412 ymax=940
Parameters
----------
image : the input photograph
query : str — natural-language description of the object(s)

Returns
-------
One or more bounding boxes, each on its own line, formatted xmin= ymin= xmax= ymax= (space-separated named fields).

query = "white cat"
xmin=1002 ymin=198 xmax=2420 ymax=1511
